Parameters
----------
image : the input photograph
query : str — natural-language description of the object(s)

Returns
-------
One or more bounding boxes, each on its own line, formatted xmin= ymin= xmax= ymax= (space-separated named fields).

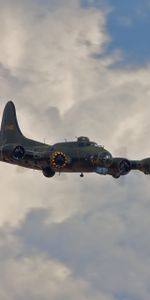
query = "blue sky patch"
xmin=81 ymin=0 xmax=150 ymax=66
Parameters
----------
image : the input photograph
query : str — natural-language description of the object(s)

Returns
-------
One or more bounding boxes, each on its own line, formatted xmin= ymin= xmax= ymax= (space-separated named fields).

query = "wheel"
xmin=112 ymin=174 xmax=120 ymax=179
xmin=80 ymin=173 xmax=84 ymax=178
xmin=42 ymin=167 xmax=55 ymax=178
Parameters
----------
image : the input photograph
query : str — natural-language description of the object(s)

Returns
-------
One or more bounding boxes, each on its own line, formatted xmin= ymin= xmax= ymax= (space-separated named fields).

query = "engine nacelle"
xmin=2 ymin=144 xmax=25 ymax=161
xmin=109 ymin=158 xmax=131 ymax=178
xmin=50 ymin=151 xmax=70 ymax=170
xmin=138 ymin=158 xmax=150 ymax=174
xmin=12 ymin=145 xmax=25 ymax=160
xmin=119 ymin=159 xmax=131 ymax=175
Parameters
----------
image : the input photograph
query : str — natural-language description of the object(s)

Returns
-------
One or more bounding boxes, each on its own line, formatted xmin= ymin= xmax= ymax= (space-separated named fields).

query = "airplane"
xmin=0 ymin=101 xmax=150 ymax=179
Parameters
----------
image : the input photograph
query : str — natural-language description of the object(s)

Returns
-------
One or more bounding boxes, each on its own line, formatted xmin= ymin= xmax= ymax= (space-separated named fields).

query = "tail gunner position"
xmin=0 ymin=101 xmax=150 ymax=178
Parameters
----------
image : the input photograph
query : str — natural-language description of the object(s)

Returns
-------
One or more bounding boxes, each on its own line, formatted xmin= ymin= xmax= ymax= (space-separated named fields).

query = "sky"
xmin=0 ymin=0 xmax=150 ymax=299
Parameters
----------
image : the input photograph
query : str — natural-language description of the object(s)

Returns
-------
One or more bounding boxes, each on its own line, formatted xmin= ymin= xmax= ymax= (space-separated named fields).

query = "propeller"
xmin=119 ymin=159 xmax=131 ymax=176
xmin=113 ymin=145 xmax=129 ymax=186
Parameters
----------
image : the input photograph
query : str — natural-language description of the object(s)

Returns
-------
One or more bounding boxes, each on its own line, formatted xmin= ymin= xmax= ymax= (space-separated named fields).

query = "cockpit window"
xmin=90 ymin=142 xmax=98 ymax=147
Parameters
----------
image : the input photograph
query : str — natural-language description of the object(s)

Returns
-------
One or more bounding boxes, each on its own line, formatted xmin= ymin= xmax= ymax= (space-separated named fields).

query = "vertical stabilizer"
xmin=0 ymin=101 xmax=23 ymax=145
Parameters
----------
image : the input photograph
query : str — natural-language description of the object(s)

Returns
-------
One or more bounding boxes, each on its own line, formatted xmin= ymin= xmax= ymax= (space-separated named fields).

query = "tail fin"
xmin=0 ymin=101 xmax=24 ymax=145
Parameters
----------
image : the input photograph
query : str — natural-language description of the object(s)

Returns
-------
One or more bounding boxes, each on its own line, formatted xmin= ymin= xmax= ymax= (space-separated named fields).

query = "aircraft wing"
xmin=100 ymin=157 xmax=150 ymax=178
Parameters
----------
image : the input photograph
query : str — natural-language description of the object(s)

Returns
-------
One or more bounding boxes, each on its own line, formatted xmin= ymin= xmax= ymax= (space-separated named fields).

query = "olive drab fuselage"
xmin=0 ymin=137 xmax=112 ymax=173
xmin=48 ymin=139 xmax=112 ymax=173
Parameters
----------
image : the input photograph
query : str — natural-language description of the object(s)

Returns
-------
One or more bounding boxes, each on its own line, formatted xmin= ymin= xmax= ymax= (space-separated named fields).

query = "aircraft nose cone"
xmin=98 ymin=151 xmax=112 ymax=167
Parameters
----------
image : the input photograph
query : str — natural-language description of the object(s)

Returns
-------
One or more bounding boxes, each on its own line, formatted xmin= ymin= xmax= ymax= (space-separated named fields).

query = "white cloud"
xmin=14 ymin=199 xmax=150 ymax=300
xmin=0 ymin=0 xmax=109 ymax=113
xmin=0 ymin=0 xmax=111 ymax=227
xmin=0 ymin=252 xmax=114 ymax=300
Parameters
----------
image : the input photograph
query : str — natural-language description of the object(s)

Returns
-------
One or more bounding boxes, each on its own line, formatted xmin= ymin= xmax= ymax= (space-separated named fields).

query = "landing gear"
xmin=80 ymin=173 xmax=84 ymax=178
xmin=112 ymin=174 xmax=120 ymax=179
xmin=42 ymin=167 xmax=55 ymax=178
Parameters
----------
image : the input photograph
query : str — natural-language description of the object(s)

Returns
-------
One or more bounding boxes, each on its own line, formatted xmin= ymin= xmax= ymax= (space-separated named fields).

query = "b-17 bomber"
xmin=0 ymin=101 xmax=150 ymax=179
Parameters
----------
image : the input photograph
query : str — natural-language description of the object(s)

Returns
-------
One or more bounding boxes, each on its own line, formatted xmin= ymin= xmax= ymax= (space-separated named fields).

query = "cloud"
xmin=0 ymin=228 xmax=113 ymax=300
xmin=0 ymin=0 xmax=109 ymax=113
xmin=0 ymin=255 xmax=112 ymax=300
xmin=0 ymin=1 xmax=150 ymax=300
xmin=14 ymin=187 xmax=150 ymax=300
xmin=0 ymin=0 xmax=110 ymax=227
